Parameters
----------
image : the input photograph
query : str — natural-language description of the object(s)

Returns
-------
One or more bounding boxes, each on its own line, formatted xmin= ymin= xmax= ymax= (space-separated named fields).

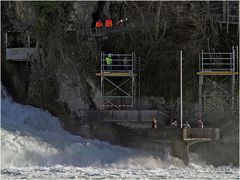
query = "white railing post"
xmin=232 ymin=46 xmax=235 ymax=72
xmin=180 ymin=50 xmax=183 ymax=128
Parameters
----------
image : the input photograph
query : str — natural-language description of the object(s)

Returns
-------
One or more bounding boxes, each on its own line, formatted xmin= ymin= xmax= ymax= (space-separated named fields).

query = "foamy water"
xmin=1 ymin=87 xmax=239 ymax=179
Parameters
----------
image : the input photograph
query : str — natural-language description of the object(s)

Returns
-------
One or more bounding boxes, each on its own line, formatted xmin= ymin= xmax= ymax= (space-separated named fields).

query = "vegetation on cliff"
xmin=1 ymin=1 xmax=239 ymax=166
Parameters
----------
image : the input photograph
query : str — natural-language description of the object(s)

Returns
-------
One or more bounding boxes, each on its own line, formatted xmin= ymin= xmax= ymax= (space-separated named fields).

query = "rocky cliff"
xmin=1 ymin=1 xmax=239 ymax=166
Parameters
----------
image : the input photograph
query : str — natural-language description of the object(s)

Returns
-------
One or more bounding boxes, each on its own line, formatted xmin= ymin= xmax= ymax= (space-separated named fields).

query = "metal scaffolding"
xmin=96 ymin=52 xmax=140 ymax=110
xmin=197 ymin=47 xmax=239 ymax=119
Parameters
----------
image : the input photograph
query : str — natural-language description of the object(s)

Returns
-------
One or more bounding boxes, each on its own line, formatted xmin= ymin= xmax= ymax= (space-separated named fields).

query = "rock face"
xmin=1 ymin=1 xmax=239 ymax=166
xmin=1 ymin=1 xmax=101 ymax=133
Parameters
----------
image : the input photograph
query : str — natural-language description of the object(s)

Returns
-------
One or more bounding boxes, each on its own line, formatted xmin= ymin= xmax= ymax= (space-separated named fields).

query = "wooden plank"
xmin=183 ymin=138 xmax=211 ymax=141
xmin=96 ymin=72 xmax=137 ymax=77
xmin=197 ymin=71 xmax=239 ymax=75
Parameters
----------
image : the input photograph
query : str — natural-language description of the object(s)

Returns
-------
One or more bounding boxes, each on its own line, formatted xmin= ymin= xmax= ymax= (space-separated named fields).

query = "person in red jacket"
xmin=95 ymin=20 xmax=103 ymax=28
xmin=152 ymin=116 xmax=158 ymax=129
xmin=105 ymin=18 xmax=113 ymax=28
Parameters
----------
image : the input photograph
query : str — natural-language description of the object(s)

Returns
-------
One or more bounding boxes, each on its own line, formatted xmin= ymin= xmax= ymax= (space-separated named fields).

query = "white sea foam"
xmin=1 ymin=87 xmax=239 ymax=179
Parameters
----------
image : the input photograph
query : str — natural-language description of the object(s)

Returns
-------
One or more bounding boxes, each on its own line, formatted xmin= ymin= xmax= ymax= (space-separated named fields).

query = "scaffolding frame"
xmin=197 ymin=46 xmax=239 ymax=119
xmin=96 ymin=52 xmax=140 ymax=110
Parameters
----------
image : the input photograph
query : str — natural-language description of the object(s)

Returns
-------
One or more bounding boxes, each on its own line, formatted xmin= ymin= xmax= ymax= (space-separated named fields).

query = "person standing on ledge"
xmin=96 ymin=19 xmax=103 ymax=28
xmin=105 ymin=18 xmax=113 ymax=28
xmin=152 ymin=116 xmax=158 ymax=129
xmin=171 ymin=119 xmax=178 ymax=128
xmin=197 ymin=119 xmax=204 ymax=128
xmin=105 ymin=54 xmax=113 ymax=71
xmin=183 ymin=121 xmax=191 ymax=128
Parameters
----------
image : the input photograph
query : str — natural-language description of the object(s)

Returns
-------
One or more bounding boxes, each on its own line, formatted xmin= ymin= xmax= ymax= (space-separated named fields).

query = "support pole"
xmin=132 ymin=52 xmax=135 ymax=109
xmin=237 ymin=46 xmax=239 ymax=81
xmin=223 ymin=1 xmax=227 ymax=22
xmin=101 ymin=51 xmax=104 ymax=110
xmin=28 ymin=35 xmax=30 ymax=47
xmin=138 ymin=57 xmax=141 ymax=121
xmin=238 ymin=46 xmax=240 ymax=122
xmin=198 ymin=51 xmax=203 ymax=120
xmin=226 ymin=1 xmax=229 ymax=34
xmin=5 ymin=32 xmax=8 ymax=48
xmin=199 ymin=75 xmax=203 ymax=120
xmin=180 ymin=50 xmax=183 ymax=128
xmin=231 ymin=47 xmax=235 ymax=112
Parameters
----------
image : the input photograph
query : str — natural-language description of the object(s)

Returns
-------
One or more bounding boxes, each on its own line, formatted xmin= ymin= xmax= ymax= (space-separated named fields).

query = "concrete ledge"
xmin=6 ymin=48 xmax=37 ymax=61
xmin=183 ymin=128 xmax=220 ymax=141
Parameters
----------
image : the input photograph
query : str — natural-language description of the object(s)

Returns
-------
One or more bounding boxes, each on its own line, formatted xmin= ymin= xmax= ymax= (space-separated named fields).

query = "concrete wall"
xmin=183 ymin=128 xmax=220 ymax=141
xmin=85 ymin=110 xmax=169 ymax=129
xmin=96 ymin=110 xmax=168 ymax=123
xmin=6 ymin=48 xmax=37 ymax=61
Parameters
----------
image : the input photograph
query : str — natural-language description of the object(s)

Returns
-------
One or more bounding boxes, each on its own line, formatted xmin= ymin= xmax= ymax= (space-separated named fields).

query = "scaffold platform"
xmin=197 ymin=47 xmax=239 ymax=118
xmin=96 ymin=72 xmax=137 ymax=77
xmin=197 ymin=71 xmax=239 ymax=75
xmin=96 ymin=52 xmax=140 ymax=110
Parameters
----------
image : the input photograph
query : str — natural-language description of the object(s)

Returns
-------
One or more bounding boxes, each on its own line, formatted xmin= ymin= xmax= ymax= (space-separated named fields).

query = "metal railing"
xmin=99 ymin=51 xmax=139 ymax=110
xmin=6 ymin=48 xmax=37 ymax=61
xmin=199 ymin=48 xmax=238 ymax=72
xmin=101 ymin=52 xmax=135 ymax=73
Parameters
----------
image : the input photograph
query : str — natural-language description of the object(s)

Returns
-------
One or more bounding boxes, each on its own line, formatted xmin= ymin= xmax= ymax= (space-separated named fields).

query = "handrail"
xmin=199 ymin=49 xmax=238 ymax=72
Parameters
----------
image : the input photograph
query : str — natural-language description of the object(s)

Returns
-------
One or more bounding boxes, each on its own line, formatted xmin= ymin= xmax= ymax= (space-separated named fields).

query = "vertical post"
xmin=199 ymin=75 xmax=203 ymax=121
xmin=28 ymin=35 xmax=30 ymax=47
xmin=232 ymin=47 xmax=235 ymax=72
xmin=231 ymin=47 xmax=235 ymax=111
xmin=5 ymin=32 xmax=8 ymax=48
xmin=226 ymin=1 xmax=229 ymax=34
xmin=132 ymin=52 xmax=134 ymax=109
xmin=223 ymin=1 xmax=227 ymax=22
xmin=199 ymin=51 xmax=203 ymax=121
xmin=101 ymin=51 xmax=103 ymax=110
xmin=198 ymin=53 xmax=200 ymax=72
xmin=238 ymin=46 xmax=240 ymax=121
xmin=132 ymin=52 xmax=134 ymax=72
xmin=236 ymin=46 xmax=239 ymax=74
xmin=180 ymin=50 xmax=183 ymax=128
xmin=138 ymin=57 xmax=141 ymax=121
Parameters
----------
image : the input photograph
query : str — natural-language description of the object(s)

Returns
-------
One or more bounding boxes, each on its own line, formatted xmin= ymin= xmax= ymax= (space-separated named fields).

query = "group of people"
xmin=95 ymin=17 xmax=128 ymax=29
xmin=152 ymin=116 xmax=204 ymax=129
xmin=95 ymin=18 xmax=113 ymax=28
